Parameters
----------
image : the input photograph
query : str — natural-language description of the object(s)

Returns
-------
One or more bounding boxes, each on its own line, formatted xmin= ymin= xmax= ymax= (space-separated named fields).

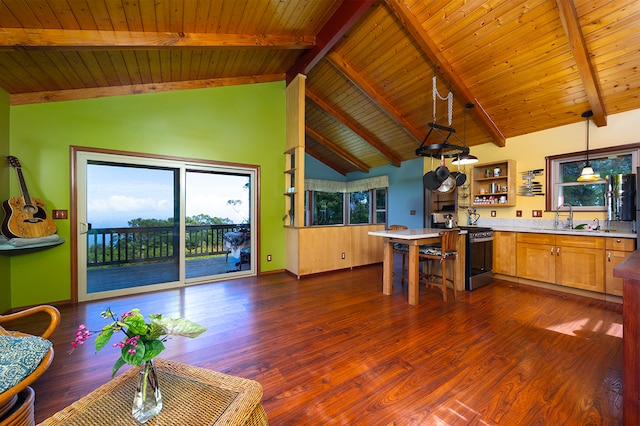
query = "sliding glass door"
xmin=75 ymin=150 xmax=256 ymax=301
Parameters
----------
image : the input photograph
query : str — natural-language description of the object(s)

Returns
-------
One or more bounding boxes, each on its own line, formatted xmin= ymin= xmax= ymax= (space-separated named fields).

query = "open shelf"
xmin=0 ymin=238 xmax=64 ymax=256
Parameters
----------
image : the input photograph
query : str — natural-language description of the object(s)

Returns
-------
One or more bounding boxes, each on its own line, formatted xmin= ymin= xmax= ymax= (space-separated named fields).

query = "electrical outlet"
xmin=491 ymin=210 xmax=496 ymax=217
xmin=516 ymin=210 xmax=522 ymax=217
xmin=267 ymin=254 xmax=272 ymax=261
xmin=52 ymin=209 xmax=67 ymax=219
xmin=341 ymin=252 xmax=346 ymax=259
xmin=532 ymin=210 xmax=542 ymax=217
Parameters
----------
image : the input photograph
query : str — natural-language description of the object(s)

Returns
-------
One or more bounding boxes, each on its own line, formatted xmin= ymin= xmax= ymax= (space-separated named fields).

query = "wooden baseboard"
xmin=493 ymin=273 xmax=622 ymax=304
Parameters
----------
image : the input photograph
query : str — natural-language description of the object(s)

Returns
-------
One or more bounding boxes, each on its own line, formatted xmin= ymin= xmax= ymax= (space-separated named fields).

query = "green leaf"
xmin=121 ymin=342 xmax=145 ymax=366
xmin=111 ymin=357 xmax=127 ymax=377
xmin=151 ymin=317 xmax=207 ymax=338
xmin=123 ymin=314 xmax=148 ymax=335
xmin=142 ymin=339 xmax=165 ymax=361
xmin=94 ymin=327 xmax=114 ymax=352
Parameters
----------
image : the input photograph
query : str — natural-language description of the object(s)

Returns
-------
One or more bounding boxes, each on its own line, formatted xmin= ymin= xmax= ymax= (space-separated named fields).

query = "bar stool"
xmin=389 ymin=225 xmax=408 ymax=286
xmin=418 ymin=229 xmax=459 ymax=301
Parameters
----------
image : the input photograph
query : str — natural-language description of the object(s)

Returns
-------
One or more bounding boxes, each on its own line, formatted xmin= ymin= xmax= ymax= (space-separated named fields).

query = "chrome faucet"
xmin=556 ymin=204 xmax=573 ymax=229
xmin=594 ymin=218 xmax=600 ymax=230
xmin=564 ymin=204 xmax=573 ymax=229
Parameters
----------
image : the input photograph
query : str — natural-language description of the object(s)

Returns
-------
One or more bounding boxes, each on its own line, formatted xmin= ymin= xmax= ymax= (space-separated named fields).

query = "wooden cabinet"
xmin=291 ymin=225 xmax=384 ymax=276
xmin=493 ymin=231 xmax=517 ymax=276
xmin=516 ymin=233 xmax=556 ymax=283
xmin=470 ymin=160 xmax=516 ymax=207
xmin=516 ymin=233 xmax=605 ymax=292
xmin=605 ymin=237 xmax=636 ymax=296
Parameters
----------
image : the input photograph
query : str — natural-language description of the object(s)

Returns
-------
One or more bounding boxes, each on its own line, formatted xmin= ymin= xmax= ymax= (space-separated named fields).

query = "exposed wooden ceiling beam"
xmin=286 ymin=0 xmax=376 ymax=84
xmin=10 ymin=74 xmax=284 ymax=105
xmin=0 ymin=28 xmax=315 ymax=51
xmin=305 ymin=126 xmax=370 ymax=173
xmin=555 ymin=0 xmax=607 ymax=127
xmin=304 ymin=146 xmax=349 ymax=176
xmin=306 ymin=88 xmax=403 ymax=167
xmin=385 ymin=0 xmax=506 ymax=147
xmin=326 ymin=51 xmax=423 ymax=143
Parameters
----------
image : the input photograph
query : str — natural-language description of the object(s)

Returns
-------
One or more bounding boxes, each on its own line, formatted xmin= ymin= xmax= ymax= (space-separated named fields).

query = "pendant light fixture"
xmin=577 ymin=110 xmax=600 ymax=182
xmin=452 ymin=103 xmax=478 ymax=165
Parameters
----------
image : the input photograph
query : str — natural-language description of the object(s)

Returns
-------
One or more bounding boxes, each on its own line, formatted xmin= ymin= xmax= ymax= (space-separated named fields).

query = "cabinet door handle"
xmin=616 ymin=239 xmax=621 ymax=243
xmin=556 ymin=247 xmax=560 ymax=256
xmin=550 ymin=247 xmax=554 ymax=255
xmin=608 ymin=252 xmax=611 ymax=262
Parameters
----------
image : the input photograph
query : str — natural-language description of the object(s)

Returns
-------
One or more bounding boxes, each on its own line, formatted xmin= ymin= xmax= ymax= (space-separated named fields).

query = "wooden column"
xmin=614 ymin=249 xmax=640 ymax=425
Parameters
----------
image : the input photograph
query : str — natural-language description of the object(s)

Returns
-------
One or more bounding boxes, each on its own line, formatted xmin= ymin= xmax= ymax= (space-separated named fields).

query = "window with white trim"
xmin=547 ymin=145 xmax=638 ymax=211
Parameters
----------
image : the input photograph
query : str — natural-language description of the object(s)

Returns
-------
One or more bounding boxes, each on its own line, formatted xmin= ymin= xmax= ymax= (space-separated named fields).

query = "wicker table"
xmin=38 ymin=358 xmax=267 ymax=425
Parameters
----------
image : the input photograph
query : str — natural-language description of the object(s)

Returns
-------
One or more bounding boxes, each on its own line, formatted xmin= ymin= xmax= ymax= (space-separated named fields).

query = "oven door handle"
xmin=469 ymin=236 xmax=494 ymax=243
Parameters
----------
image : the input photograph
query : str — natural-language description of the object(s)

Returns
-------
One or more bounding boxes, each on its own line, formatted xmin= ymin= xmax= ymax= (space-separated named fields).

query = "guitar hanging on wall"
xmin=2 ymin=156 xmax=57 ymax=239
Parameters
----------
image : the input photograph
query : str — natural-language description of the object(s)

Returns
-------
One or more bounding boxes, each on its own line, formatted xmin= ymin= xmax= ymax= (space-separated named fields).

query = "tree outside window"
xmin=349 ymin=191 xmax=370 ymax=224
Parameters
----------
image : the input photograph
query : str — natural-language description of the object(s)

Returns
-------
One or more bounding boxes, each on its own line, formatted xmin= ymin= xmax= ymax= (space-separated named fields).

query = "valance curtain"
xmin=304 ymin=176 xmax=389 ymax=193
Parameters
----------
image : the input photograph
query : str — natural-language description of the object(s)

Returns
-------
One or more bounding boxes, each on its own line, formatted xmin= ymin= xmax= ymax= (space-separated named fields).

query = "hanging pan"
xmin=423 ymin=171 xmax=441 ymax=190
xmin=423 ymin=156 xmax=441 ymax=190
xmin=452 ymin=171 xmax=467 ymax=186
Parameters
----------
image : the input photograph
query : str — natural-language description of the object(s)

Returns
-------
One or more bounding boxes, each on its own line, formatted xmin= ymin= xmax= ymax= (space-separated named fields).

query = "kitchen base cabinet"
xmin=516 ymin=233 xmax=556 ymax=283
xmin=516 ymin=242 xmax=556 ymax=283
xmin=515 ymin=233 xmax=604 ymax=293
xmin=493 ymin=231 xmax=517 ymax=276
xmin=605 ymin=237 xmax=637 ymax=296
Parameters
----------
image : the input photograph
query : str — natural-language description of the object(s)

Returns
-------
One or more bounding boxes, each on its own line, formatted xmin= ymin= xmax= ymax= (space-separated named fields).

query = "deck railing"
xmin=87 ymin=224 xmax=247 ymax=266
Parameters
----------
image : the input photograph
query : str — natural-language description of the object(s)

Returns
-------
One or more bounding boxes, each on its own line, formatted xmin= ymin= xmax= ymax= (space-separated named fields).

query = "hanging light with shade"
xmin=577 ymin=110 xmax=601 ymax=182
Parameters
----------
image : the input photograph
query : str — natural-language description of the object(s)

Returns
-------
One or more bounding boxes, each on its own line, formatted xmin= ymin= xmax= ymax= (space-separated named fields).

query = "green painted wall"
xmin=9 ymin=82 xmax=286 ymax=309
xmin=0 ymin=88 xmax=10 ymax=313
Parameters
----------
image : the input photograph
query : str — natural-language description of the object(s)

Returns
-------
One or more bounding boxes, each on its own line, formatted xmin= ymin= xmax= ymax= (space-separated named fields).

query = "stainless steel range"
xmin=458 ymin=225 xmax=493 ymax=290
xmin=431 ymin=213 xmax=494 ymax=290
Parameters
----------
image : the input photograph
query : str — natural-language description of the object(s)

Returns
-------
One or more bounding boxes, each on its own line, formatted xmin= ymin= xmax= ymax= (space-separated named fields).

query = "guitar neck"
xmin=15 ymin=167 xmax=33 ymax=205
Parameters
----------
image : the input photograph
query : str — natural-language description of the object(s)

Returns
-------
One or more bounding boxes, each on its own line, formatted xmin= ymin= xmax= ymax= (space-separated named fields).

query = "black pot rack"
xmin=415 ymin=122 xmax=470 ymax=159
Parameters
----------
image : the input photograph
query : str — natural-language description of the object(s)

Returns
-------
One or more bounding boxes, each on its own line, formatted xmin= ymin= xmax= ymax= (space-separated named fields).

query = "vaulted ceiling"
xmin=1 ymin=0 xmax=638 ymax=175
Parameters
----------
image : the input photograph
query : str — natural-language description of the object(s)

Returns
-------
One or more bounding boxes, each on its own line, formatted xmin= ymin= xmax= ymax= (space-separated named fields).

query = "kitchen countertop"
xmin=368 ymin=227 xmax=468 ymax=239
xmin=488 ymin=224 xmax=635 ymax=239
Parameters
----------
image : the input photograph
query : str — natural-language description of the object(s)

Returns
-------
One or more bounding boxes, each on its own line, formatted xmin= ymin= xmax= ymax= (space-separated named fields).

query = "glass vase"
xmin=132 ymin=359 xmax=163 ymax=424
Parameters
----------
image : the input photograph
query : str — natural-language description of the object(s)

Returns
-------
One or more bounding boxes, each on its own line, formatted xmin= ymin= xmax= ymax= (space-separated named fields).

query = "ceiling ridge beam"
xmin=306 ymin=88 xmax=403 ymax=167
xmin=555 ymin=0 xmax=607 ymax=127
xmin=305 ymin=126 xmax=370 ymax=172
xmin=326 ymin=51 xmax=423 ymax=143
xmin=0 ymin=28 xmax=315 ymax=51
xmin=10 ymin=73 xmax=284 ymax=105
xmin=286 ymin=0 xmax=376 ymax=84
xmin=385 ymin=0 xmax=506 ymax=147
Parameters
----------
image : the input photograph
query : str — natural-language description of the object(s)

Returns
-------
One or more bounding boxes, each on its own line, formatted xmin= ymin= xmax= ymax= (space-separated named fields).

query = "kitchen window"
xmin=547 ymin=145 xmax=639 ymax=211
xmin=304 ymin=176 xmax=388 ymax=226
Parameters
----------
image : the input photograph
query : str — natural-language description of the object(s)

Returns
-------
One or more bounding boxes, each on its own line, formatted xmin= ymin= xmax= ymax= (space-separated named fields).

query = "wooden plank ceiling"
xmin=1 ymin=0 xmax=638 ymax=175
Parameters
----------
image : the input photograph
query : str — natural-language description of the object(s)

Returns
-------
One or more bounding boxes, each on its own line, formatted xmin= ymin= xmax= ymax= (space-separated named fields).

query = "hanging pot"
xmin=452 ymin=171 xmax=467 ymax=186
xmin=423 ymin=171 xmax=441 ymax=190
xmin=436 ymin=176 xmax=456 ymax=193
xmin=435 ymin=165 xmax=450 ymax=182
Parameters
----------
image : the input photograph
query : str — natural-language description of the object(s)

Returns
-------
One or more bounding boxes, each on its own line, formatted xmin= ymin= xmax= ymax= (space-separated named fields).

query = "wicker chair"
xmin=418 ymin=229 xmax=460 ymax=302
xmin=0 ymin=305 xmax=60 ymax=425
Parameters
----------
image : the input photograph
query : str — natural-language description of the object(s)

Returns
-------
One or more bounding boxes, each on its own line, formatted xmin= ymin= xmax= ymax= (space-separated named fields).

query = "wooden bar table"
xmin=368 ymin=228 xmax=466 ymax=305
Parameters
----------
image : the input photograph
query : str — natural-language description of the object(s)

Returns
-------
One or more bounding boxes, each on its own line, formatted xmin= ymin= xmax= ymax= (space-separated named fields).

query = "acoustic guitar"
xmin=2 ymin=156 xmax=57 ymax=239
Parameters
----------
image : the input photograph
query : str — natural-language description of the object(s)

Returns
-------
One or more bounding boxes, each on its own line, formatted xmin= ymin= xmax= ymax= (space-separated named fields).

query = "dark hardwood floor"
xmin=6 ymin=264 xmax=623 ymax=425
